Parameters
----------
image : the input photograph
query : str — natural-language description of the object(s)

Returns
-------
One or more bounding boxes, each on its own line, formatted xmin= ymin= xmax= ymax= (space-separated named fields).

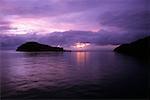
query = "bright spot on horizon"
xmin=74 ymin=43 xmax=90 ymax=48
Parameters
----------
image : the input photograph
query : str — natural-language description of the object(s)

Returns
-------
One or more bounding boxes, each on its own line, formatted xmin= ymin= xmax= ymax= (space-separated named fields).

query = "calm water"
xmin=0 ymin=50 xmax=148 ymax=99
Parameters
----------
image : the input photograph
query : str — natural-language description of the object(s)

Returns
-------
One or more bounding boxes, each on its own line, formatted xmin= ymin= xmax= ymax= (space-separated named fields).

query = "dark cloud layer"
xmin=101 ymin=11 xmax=149 ymax=31
xmin=0 ymin=29 xmax=149 ymax=50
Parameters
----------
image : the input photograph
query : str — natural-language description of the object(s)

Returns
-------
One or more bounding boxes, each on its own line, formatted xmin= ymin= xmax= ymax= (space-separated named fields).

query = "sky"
xmin=0 ymin=0 xmax=149 ymax=50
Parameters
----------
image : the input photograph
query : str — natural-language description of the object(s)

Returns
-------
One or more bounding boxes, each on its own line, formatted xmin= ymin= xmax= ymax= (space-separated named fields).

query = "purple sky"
xmin=0 ymin=0 xmax=149 ymax=50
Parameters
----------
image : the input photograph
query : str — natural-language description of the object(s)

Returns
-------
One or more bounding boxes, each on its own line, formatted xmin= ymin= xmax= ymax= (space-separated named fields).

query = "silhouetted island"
xmin=114 ymin=36 xmax=150 ymax=58
xmin=16 ymin=42 xmax=65 ymax=52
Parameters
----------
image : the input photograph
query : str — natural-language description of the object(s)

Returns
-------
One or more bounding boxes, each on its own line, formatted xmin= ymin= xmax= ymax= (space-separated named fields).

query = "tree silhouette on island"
xmin=16 ymin=42 xmax=65 ymax=52
xmin=114 ymin=36 xmax=150 ymax=59
xmin=16 ymin=36 xmax=150 ymax=59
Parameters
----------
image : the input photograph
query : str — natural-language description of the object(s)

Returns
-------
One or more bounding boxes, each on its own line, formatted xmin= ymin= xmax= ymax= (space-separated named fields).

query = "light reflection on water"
xmin=0 ymin=50 xmax=148 ymax=98
xmin=76 ymin=52 xmax=89 ymax=65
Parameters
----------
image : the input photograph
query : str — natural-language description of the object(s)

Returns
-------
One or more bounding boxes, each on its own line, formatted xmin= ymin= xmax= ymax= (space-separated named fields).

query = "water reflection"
xmin=76 ymin=52 xmax=89 ymax=65
xmin=1 ymin=51 xmax=148 ymax=98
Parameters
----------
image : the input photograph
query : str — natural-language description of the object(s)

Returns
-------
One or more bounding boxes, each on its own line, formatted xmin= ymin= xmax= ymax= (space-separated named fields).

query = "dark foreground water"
xmin=0 ymin=50 xmax=148 ymax=99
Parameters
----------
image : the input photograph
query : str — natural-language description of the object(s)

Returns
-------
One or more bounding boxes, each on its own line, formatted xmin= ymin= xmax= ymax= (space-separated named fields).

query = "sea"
xmin=0 ymin=50 xmax=148 ymax=99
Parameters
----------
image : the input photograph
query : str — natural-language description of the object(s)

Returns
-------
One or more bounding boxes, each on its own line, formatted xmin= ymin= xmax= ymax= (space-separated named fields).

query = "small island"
xmin=114 ymin=36 xmax=150 ymax=58
xmin=16 ymin=42 xmax=64 ymax=52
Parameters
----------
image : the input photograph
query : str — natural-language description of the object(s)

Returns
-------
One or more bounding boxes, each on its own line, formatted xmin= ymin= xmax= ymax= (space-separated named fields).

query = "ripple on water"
xmin=1 ymin=51 xmax=148 ymax=98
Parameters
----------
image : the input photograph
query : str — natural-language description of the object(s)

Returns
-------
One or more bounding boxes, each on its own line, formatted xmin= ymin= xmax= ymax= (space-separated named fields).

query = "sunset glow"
xmin=10 ymin=18 xmax=66 ymax=34
xmin=75 ymin=43 xmax=90 ymax=48
xmin=0 ymin=0 xmax=148 ymax=98
xmin=6 ymin=16 xmax=99 ymax=35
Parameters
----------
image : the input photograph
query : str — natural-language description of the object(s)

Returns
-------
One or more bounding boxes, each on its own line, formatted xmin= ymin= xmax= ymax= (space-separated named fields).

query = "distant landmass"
xmin=114 ymin=36 xmax=150 ymax=58
xmin=16 ymin=42 xmax=65 ymax=52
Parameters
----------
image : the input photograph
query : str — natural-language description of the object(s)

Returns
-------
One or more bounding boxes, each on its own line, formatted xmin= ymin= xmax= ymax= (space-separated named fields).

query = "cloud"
xmin=0 ymin=0 xmax=149 ymax=49
xmin=0 ymin=0 xmax=102 ymax=17
xmin=0 ymin=29 xmax=149 ymax=50
xmin=100 ymin=11 xmax=149 ymax=31
xmin=0 ymin=19 xmax=12 ymax=32
xmin=0 ymin=0 xmax=148 ymax=30
xmin=0 ymin=0 xmax=146 ymax=18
